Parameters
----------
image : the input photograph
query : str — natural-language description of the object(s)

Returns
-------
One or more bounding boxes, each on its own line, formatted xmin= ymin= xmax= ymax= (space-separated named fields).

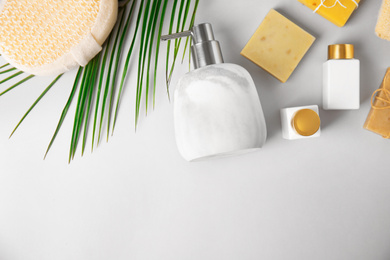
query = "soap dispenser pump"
xmin=162 ymin=23 xmax=267 ymax=161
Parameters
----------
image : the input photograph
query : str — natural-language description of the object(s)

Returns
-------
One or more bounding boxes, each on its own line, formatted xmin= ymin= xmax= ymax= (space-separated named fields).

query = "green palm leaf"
xmin=92 ymin=33 xmax=113 ymax=151
xmin=165 ymin=0 xmax=179 ymax=89
xmin=0 ymin=71 xmax=24 ymax=85
xmin=9 ymin=75 xmax=63 ymax=138
xmin=0 ymin=75 xmax=34 ymax=96
xmin=107 ymin=1 xmax=137 ymax=138
xmin=153 ymin=0 xmax=169 ymax=108
xmin=0 ymin=0 xmax=200 ymax=161
xmin=44 ymin=68 xmax=83 ymax=159
xmin=0 ymin=67 xmax=16 ymax=75
xmin=112 ymin=0 xmax=144 ymax=134
xmin=0 ymin=63 xmax=10 ymax=69
xmin=144 ymin=0 xmax=162 ymax=114
xmin=97 ymin=8 xmax=126 ymax=143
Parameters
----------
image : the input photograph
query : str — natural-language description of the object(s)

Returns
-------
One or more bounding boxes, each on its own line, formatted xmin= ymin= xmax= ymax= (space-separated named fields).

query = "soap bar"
xmin=297 ymin=0 xmax=360 ymax=27
xmin=241 ymin=9 xmax=315 ymax=83
xmin=364 ymin=68 xmax=390 ymax=138
xmin=376 ymin=0 xmax=390 ymax=41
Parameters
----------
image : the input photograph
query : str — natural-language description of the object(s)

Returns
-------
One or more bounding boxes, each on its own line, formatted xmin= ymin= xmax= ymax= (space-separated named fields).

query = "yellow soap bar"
xmin=298 ymin=0 xmax=360 ymax=27
xmin=241 ymin=9 xmax=315 ymax=83
xmin=364 ymin=68 xmax=390 ymax=138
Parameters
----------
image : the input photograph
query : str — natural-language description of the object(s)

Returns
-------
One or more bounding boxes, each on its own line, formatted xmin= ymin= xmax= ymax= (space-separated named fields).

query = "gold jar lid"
xmin=328 ymin=44 xmax=354 ymax=60
xmin=292 ymin=109 xmax=321 ymax=136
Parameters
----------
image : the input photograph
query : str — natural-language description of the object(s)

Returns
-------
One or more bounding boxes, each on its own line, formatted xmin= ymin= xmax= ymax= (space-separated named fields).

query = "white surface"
xmin=324 ymin=59 xmax=360 ymax=109
xmin=281 ymin=105 xmax=321 ymax=140
xmin=1 ymin=1 xmax=390 ymax=260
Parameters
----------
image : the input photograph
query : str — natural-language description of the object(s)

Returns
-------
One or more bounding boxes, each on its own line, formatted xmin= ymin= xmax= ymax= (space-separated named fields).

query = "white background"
xmin=1 ymin=0 xmax=390 ymax=259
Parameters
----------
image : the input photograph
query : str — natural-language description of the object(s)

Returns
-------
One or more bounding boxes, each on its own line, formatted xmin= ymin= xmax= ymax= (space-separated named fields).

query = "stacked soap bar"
xmin=364 ymin=68 xmax=390 ymax=138
xmin=376 ymin=0 xmax=390 ymax=41
xmin=241 ymin=9 xmax=315 ymax=83
xmin=297 ymin=0 xmax=360 ymax=27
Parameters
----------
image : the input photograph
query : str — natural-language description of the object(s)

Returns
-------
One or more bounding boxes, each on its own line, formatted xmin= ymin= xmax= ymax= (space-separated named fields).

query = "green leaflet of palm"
xmin=0 ymin=0 xmax=200 ymax=161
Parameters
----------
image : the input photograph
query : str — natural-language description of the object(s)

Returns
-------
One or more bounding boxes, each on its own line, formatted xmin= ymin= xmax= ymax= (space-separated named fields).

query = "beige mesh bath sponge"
xmin=376 ymin=0 xmax=390 ymax=41
xmin=0 ymin=0 xmax=118 ymax=76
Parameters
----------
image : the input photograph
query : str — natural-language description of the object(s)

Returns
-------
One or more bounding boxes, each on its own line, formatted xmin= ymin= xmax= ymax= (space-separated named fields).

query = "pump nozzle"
xmin=161 ymin=23 xmax=224 ymax=69
xmin=161 ymin=30 xmax=193 ymax=41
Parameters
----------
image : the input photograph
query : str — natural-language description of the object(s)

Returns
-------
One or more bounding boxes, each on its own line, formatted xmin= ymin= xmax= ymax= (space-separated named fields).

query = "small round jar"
xmin=280 ymin=105 xmax=321 ymax=140
xmin=292 ymin=109 xmax=321 ymax=136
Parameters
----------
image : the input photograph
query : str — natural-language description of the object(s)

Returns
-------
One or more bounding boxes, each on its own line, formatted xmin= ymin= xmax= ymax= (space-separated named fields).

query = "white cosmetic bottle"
xmin=323 ymin=44 xmax=360 ymax=110
xmin=162 ymin=23 xmax=267 ymax=162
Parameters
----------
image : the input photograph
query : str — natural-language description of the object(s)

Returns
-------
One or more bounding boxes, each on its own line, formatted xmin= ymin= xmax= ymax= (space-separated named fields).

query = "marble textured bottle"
xmin=162 ymin=23 xmax=267 ymax=161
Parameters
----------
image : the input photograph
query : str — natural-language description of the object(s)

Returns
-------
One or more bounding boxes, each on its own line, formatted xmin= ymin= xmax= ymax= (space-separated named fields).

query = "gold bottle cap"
xmin=292 ymin=109 xmax=321 ymax=136
xmin=328 ymin=44 xmax=354 ymax=60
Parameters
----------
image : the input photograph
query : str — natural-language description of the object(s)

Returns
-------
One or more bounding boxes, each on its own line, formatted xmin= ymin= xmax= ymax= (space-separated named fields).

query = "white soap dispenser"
xmin=162 ymin=23 xmax=267 ymax=162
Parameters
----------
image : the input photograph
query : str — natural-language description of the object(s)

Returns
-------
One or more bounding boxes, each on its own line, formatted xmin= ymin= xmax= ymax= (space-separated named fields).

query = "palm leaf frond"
xmin=0 ymin=75 xmax=34 ymax=96
xmin=112 ymin=0 xmax=144 ymax=134
xmin=0 ymin=63 xmax=10 ymax=69
xmin=165 ymin=0 xmax=179 ymax=89
xmin=106 ymin=3 xmax=136 ymax=141
xmin=0 ymin=71 xmax=24 ymax=85
xmin=153 ymin=0 xmax=169 ymax=108
xmin=44 ymin=67 xmax=83 ymax=159
xmin=182 ymin=0 xmax=199 ymax=67
xmin=69 ymin=66 xmax=89 ymax=162
xmin=145 ymin=0 xmax=163 ymax=115
xmin=9 ymin=75 xmax=63 ymax=138
xmin=107 ymin=0 xmax=137 ymax=137
xmin=135 ymin=0 xmax=153 ymax=127
xmin=0 ymin=0 xmax=200 ymax=161
xmin=167 ymin=0 xmax=194 ymax=84
xmin=92 ymin=33 xmax=113 ymax=151
xmin=97 ymin=9 xmax=126 ymax=143
xmin=0 ymin=67 xmax=16 ymax=75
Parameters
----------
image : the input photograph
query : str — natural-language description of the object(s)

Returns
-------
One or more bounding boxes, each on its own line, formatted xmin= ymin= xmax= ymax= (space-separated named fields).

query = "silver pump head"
xmin=161 ymin=23 xmax=224 ymax=69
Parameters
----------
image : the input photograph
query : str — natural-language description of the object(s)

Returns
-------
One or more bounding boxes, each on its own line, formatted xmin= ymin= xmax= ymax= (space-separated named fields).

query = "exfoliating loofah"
xmin=0 ymin=0 xmax=118 ymax=76
xmin=376 ymin=0 xmax=390 ymax=41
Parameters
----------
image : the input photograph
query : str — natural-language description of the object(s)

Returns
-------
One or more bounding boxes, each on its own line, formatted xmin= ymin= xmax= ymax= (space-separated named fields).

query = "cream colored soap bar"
xmin=241 ymin=9 xmax=315 ymax=83
xmin=297 ymin=0 xmax=360 ymax=27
